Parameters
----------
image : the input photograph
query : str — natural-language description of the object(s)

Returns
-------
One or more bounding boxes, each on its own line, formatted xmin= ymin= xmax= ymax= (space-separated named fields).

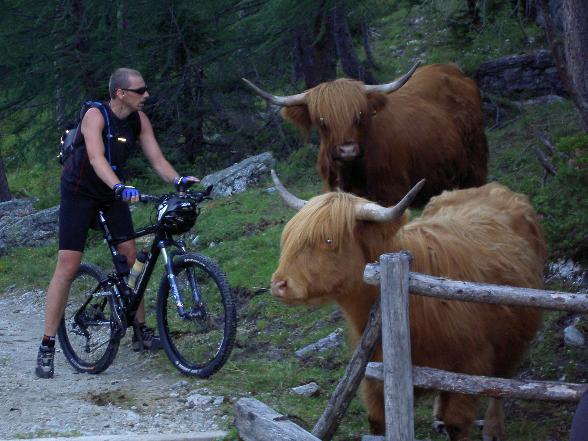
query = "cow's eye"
xmin=319 ymin=238 xmax=334 ymax=250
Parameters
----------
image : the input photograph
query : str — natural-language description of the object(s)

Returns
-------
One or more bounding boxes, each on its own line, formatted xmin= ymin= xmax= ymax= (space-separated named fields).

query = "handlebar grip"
xmin=140 ymin=194 xmax=160 ymax=203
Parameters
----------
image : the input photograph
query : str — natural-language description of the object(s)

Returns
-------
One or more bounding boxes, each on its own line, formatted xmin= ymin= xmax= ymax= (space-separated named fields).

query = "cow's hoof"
xmin=433 ymin=420 xmax=447 ymax=435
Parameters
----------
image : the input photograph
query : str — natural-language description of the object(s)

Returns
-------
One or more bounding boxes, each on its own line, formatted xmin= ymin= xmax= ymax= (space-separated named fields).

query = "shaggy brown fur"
xmin=271 ymin=183 xmax=545 ymax=440
xmin=281 ymin=63 xmax=488 ymax=207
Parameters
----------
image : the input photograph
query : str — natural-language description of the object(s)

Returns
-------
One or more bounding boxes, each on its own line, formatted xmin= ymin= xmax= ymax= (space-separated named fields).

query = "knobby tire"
xmin=57 ymin=263 xmax=120 ymax=374
xmin=157 ymin=253 xmax=236 ymax=378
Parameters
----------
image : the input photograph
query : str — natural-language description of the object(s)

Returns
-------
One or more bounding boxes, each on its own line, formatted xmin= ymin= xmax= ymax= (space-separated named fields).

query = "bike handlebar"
xmin=139 ymin=185 xmax=213 ymax=204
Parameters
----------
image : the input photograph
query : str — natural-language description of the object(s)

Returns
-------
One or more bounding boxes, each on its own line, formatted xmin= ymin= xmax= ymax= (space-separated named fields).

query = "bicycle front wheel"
xmin=157 ymin=253 xmax=236 ymax=378
xmin=57 ymin=263 xmax=120 ymax=374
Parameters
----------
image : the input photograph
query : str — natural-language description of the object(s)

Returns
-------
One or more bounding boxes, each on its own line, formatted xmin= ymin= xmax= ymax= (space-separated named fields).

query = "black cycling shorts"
xmin=59 ymin=187 xmax=134 ymax=252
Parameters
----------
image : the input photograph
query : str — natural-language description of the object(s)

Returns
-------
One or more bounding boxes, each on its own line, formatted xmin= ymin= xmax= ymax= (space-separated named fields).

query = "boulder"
xmin=473 ymin=50 xmax=566 ymax=100
xmin=201 ymin=152 xmax=275 ymax=199
xmin=0 ymin=204 xmax=59 ymax=255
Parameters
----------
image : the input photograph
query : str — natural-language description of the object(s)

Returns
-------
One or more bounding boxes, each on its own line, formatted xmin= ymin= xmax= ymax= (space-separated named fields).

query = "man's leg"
xmin=44 ymin=250 xmax=84 ymax=335
xmin=36 ymin=250 xmax=83 ymax=378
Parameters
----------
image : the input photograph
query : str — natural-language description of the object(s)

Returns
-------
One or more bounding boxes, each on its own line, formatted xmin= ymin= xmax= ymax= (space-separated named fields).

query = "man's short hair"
xmin=109 ymin=68 xmax=143 ymax=99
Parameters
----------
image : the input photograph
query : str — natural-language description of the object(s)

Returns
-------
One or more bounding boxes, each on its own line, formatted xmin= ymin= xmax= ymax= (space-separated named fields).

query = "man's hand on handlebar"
xmin=174 ymin=175 xmax=200 ymax=192
xmin=113 ymin=183 xmax=141 ymax=203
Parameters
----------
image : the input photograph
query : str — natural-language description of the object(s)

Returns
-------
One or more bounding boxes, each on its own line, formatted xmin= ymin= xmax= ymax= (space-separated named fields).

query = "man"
xmin=35 ymin=67 xmax=199 ymax=379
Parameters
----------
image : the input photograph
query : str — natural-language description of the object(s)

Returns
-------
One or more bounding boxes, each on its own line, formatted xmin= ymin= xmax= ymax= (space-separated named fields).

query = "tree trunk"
xmin=292 ymin=1 xmax=337 ymax=88
xmin=361 ymin=21 xmax=378 ymax=70
xmin=562 ymin=0 xmax=588 ymax=132
xmin=332 ymin=2 xmax=376 ymax=84
xmin=0 ymin=153 xmax=12 ymax=202
xmin=72 ymin=0 xmax=99 ymax=97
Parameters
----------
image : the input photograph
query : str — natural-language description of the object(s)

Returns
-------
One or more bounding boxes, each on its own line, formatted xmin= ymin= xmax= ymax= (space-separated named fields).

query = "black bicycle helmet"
xmin=156 ymin=195 xmax=198 ymax=234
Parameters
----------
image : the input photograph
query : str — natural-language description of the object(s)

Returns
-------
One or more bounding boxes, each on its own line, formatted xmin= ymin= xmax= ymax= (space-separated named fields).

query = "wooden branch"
xmin=536 ymin=131 xmax=567 ymax=158
xmin=530 ymin=144 xmax=557 ymax=177
xmin=234 ymin=398 xmax=320 ymax=441
xmin=365 ymin=364 xmax=588 ymax=402
xmin=363 ymin=265 xmax=588 ymax=312
xmin=312 ymin=295 xmax=382 ymax=441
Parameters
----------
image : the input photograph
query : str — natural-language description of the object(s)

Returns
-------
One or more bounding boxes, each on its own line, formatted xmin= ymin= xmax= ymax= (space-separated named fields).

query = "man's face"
xmin=119 ymin=75 xmax=149 ymax=110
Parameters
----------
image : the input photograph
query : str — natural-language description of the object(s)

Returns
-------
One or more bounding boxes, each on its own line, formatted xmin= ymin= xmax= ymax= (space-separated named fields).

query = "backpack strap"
xmin=83 ymin=100 xmax=116 ymax=170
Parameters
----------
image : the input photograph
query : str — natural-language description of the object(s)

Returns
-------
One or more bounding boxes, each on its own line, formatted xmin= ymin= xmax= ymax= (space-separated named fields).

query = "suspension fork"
xmin=176 ymin=240 xmax=204 ymax=307
xmin=160 ymin=241 xmax=190 ymax=318
xmin=159 ymin=241 xmax=206 ymax=320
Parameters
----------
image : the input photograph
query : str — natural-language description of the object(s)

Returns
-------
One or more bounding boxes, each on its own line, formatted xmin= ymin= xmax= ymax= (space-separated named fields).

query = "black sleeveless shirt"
xmin=61 ymin=103 xmax=141 ymax=201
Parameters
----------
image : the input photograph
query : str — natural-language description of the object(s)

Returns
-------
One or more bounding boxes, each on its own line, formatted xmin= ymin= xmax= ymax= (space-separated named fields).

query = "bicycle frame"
xmin=96 ymin=208 xmax=203 ymax=336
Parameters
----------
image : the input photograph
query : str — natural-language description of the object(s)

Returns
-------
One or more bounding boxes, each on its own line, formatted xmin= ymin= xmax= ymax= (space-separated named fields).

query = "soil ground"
xmin=0 ymin=288 xmax=227 ymax=439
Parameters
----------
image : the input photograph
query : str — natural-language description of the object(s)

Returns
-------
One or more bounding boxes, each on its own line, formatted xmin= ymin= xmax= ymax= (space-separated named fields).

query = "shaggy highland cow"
xmin=244 ymin=63 xmax=488 ymax=206
xmin=270 ymin=171 xmax=545 ymax=441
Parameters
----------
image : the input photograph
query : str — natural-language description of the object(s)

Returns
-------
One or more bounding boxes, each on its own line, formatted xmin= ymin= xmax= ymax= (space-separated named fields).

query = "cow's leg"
xmin=432 ymin=392 xmax=478 ymax=441
xmin=361 ymin=378 xmax=385 ymax=434
xmin=481 ymin=398 xmax=505 ymax=441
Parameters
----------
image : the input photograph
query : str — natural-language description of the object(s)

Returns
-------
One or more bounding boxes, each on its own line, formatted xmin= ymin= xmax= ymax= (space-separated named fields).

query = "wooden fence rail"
xmin=235 ymin=252 xmax=587 ymax=441
xmin=365 ymin=252 xmax=588 ymax=441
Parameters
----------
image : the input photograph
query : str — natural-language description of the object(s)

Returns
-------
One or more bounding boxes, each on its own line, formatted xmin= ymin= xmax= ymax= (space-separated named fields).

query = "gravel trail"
xmin=0 ymin=288 xmax=227 ymax=439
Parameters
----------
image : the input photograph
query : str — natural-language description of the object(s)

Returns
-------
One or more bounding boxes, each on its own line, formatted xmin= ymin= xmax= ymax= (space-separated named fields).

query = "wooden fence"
xmin=235 ymin=252 xmax=587 ymax=441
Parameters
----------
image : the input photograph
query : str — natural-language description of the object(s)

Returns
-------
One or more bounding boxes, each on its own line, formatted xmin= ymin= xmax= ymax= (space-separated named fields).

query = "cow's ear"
xmin=366 ymin=93 xmax=388 ymax=115
xmin=281 ymin=106 xmax=312 ymax=136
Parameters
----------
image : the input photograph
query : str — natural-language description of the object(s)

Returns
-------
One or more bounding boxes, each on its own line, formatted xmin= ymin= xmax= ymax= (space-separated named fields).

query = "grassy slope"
xmin=2 ymin=2 xmax=587 ymax=440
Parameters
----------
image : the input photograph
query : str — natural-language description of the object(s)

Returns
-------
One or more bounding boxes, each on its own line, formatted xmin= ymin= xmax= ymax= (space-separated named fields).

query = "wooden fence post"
xmin=312 ymin=295 xmax=383 ymax=440
xmin=380 ymin=252 xmax=414 ymax=441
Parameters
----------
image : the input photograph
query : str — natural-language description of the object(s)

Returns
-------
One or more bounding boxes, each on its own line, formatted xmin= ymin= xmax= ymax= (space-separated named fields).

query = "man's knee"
xmin=117 ymin=241 xmax=136 ymax=265
xmin=54 ymin=251 xmax=83 ymax=282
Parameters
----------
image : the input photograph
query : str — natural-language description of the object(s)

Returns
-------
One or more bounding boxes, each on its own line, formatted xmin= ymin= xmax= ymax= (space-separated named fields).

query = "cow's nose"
xmin=271 ymin=279 xmax=288 ymax=298
xmin=337 ymin=143 xmax=359 ymax=159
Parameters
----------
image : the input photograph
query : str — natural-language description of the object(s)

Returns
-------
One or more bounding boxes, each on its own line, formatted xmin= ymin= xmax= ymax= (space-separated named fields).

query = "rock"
xmin=546 ymin=259 xmax=587 ymax=287
xmin=295 ymin=328 xmax=344 ymax=359
xmin=473 ymin=50 xmax=566 ymax=100
xmin=186 ymin=393 xmax=225 ymax=408
xmin=0 ymin=199 xmax=35 ymax=219
xmin=564 ymin=325 xmax=585 ymax=347
xmin=171 ymin=380 xmax=189 ymax=390
xmin=290 ymin=382 xmax=320 ymax=397
xmin=200 ymin=152 xmax=275 ymax=198
xmin=0 ymin=205 xmax=59 ymax=255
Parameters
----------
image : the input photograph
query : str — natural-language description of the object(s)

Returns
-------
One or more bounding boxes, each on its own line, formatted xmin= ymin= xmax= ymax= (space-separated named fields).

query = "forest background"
xmin=0 ymin=0 xmax=587 ymax=440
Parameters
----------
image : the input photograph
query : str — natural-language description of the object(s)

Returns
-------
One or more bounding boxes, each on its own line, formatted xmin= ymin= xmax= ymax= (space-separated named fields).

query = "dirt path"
xmin=0 ymin=288 xmax=227 ymax=439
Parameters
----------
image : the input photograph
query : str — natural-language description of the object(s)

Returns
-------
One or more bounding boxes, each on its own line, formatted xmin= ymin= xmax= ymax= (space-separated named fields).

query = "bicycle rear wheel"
xmin=57 ymin=263 xmax=120 ymax=374
xmin=157 ymin=253 xmax=236 ymax=378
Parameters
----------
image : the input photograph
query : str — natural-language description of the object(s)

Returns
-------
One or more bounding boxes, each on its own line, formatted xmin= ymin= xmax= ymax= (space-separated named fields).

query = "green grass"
xmin=487 ymin=100 xmax=588 ymax=261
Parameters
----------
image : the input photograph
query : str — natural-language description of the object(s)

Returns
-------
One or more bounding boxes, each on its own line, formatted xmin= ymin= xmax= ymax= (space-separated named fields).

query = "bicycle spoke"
xmin=158 ymin=253 xmax=236 ymax=377
xmin=57 ymin=264 xmax=120 ymax=374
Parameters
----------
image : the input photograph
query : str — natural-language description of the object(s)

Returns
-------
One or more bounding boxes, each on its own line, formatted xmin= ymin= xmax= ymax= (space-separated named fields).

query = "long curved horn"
xmin=355 ymin=179 xmax=426 ymax=222
xmin=242 ymin=78 xmax=307 ymax=107
xmin=271 ymin=169 xmax=307 ymax=210
xmin=363 ymin=61 xmax=421 ymax=94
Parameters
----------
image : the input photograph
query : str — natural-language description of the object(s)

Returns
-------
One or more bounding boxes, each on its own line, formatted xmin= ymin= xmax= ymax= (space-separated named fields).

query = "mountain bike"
xmin=57 ymin=184 xmax=237 ymax=378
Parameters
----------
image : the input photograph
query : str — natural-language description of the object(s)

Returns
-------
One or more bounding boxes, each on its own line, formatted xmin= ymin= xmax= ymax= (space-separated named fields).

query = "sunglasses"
xmin=121 ymin=86 xmax=148 ymax=95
